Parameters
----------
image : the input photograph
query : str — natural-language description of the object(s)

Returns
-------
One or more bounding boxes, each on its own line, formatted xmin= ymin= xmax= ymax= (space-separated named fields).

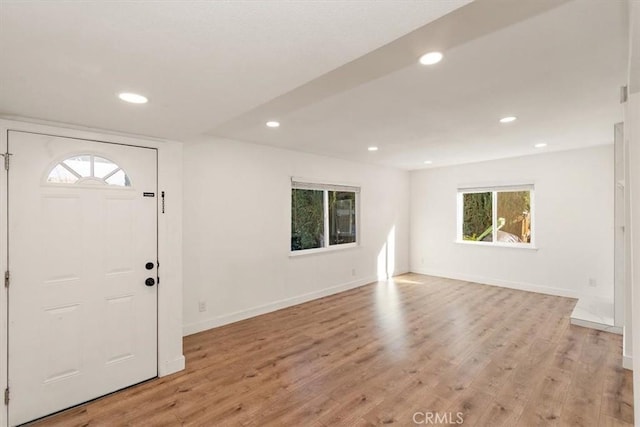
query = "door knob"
xmin=145 ymin=277 xmax=156 ymax=287
xmin=145 ymin=262 xmax=154 ymax=270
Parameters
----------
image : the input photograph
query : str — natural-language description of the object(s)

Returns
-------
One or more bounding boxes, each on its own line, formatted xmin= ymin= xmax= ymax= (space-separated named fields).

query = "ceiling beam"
xmin=210 ymin=0 xmax=572 ymax=137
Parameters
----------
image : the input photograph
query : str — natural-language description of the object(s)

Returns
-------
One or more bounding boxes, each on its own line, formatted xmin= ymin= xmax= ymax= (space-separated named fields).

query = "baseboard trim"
xmin=623 ymin=354 xmax=633 ymax=370
xmin=412 ymin=269 xmax=624 ymax=335
xmin=410 ymin=268 xmax=582 ymax=299
xmin=183 ymin=275 xmax=378 ymax=336
xmin=160 ymin=355 xmax=186 ymax=377
xmin=569 ymin=317 xmax=623 ymax=335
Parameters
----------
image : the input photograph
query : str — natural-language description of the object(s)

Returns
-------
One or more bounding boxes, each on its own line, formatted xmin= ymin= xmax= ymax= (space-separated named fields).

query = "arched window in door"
xmin=47 ymin=154 xmax=131 ymax=187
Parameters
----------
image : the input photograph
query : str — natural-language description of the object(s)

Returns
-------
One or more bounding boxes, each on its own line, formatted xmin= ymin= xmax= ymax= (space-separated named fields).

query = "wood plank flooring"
xmin=31 ymin=274 xmax=634 ymax=426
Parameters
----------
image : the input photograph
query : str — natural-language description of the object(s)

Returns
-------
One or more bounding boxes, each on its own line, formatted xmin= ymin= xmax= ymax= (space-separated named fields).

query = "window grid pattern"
xmin=458 ymin=185 xmax=533 ymax=247
xmin=291 ymin=180 xmax=359 ymax=253
xmin=47 ymin=154 xmax=131 ymax=187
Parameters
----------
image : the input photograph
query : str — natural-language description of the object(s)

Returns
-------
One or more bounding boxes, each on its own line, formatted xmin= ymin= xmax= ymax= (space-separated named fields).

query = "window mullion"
xmin=290 ymin=182 xmax=359 ymax=254
xmin=492 ymin=191 xmax=498 ymax=243
xmin=324 ymin=190 xmax=330 ymax=248
xmin=356 ymin=193 xmax=360 ymax=245
xmin=458 ymin=187 xmax=533 ymax=246
xmin=457 ymin=193 xmax=463 ymax=241
xmin=529 ymin=191 xmax=535 ymax=246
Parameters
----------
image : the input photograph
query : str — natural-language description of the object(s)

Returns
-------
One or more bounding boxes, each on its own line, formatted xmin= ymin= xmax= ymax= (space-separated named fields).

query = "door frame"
xmin=0 ymin=119 xmax=185 ymax=427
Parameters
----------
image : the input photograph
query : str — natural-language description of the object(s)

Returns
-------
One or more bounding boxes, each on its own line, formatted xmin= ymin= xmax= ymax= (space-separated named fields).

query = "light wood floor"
xmin=32 ymin=274 xmax=634 ymax=426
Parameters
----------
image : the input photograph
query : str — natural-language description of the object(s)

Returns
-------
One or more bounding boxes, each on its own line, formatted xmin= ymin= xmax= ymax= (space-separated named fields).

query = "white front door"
xmin=7 ymin=131 xmax=158 ymax=426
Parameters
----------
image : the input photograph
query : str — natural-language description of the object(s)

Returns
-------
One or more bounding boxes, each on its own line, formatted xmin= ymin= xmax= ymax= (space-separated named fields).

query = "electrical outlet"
xmin=421 ymin=257 xmax=425 ymax=265
xmin=198 ymin=301 xmax=207 ymax=312
xmin=588 ymin=278 xmax=597 ymax=287
xmin=351 ymin=268 xmax=356 ymax=277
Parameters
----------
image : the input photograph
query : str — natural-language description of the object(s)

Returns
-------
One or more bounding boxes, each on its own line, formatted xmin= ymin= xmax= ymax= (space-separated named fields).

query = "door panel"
xmin=7 ymin=131 xmax=158 ymax=426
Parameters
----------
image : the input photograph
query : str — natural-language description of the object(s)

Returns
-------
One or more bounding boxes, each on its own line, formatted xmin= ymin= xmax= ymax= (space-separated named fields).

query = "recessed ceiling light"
xmin=266 ymin=121 xmax=280 ymax=128
xmin=368 ymin=146 xmax=379 ymax=152
xmin=534 ymin=143 xmax=548 ymax=148
xmin=419 ymin=51 xmax=443 ymax=65
xmin=423 ymin=160 xmax=433 ymax=165
xmin=499 ymin=116 xmax=517 ymax=123
xmin=118 ymin=92 xmax=148 ymax=104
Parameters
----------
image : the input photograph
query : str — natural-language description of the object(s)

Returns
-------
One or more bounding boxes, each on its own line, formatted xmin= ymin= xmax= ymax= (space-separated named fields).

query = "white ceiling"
xmin=0 ymin=0 xmax=469 ymax=139
xmin=0 ymin=0 xmax=630 ymax=170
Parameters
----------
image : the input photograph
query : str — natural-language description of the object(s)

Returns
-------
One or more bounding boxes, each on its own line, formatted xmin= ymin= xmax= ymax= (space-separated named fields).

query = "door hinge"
xmin=4 ymin=387 xmax=9 ymax=405
xmin=0 ymin=153 xmax=12 ymax=171
xmin=4 ymin=270 xmax=9 ymax=288
xmin=621 ymin=85 xmax=628 ymax=103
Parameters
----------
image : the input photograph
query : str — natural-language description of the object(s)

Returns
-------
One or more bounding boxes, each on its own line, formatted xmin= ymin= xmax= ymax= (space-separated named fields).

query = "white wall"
xmin=182 ymin=137 xmax=410 ymax=335
xmin=410 ymin=145 xmax=614 ymax=302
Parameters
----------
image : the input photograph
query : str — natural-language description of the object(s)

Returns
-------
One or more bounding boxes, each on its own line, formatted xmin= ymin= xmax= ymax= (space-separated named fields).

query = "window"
xmin=47 ymin=154 xmax=131 ymax=187
xmin=458 ymin=185 xmax=533 ymax=246
xmin=291 ymin=180 xmax=359 ymax=253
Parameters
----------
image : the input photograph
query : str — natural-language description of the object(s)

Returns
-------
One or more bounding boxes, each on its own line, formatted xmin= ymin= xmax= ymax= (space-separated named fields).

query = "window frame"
xmin=456 ymin=184 xmax=535 ymax=249
xmin=290 ymin=178 xmax=360 ymax=256
xmin=45 ymin=152 xmax=133 ymax=188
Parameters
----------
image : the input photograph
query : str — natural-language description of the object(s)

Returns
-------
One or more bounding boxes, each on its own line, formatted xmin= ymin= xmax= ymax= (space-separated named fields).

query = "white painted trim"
xmin=456 ymin=185 xmax=535 ymax=247
xmin=412 ymin=270 xmax=623 ymax=337
xmin=623 ymin=355 xmax=633 ymax=371
xmin=290 ymin=185 xmax=360 ymax=256
xmin=289 ymin=242 xmax=359 ymax=257
xmin=0 ymin=119 xmax=184 ymax=427
xmin=410 ymin=268 xmax=582 ymax=299
xmin=0 ymin=115 xmax=171 ymax=144
xmin=623 ymin=326 xmax=633 ymax=371
xmin=160 ymin=355 xmax=186 ymax=377
xmin=291 ymin=175 xmax=361 ymax=190
xmin=183 ymin=275 xmax=378 ymax=336
xmin=454 ymin=240 xmax=538 ymax=250
xmin=570 ymin=318 xmax=623 ymax=335
xmin=457 ymin=182 xmax=536 ymax=192
xmin=1 ymin=124 xmax=8 ymax=427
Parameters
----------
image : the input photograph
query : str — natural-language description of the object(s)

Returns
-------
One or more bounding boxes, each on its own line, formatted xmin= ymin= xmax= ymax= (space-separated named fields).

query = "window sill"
xmin=455 ymin=240 xmax=538 ymax=251
xmin=289 ymin=243 xmax=359 ymax=257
